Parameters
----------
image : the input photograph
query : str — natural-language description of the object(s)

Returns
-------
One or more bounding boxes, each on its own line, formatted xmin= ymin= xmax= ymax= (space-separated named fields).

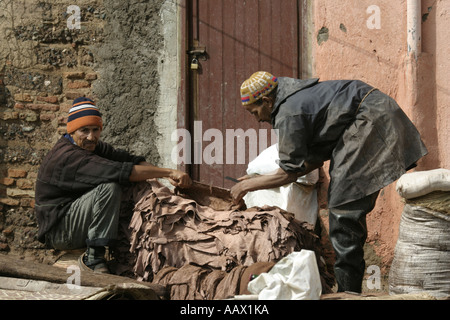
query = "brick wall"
xmin=0 ymin=70 xmax=100 ymax=259
xmin=0 ymin=1 xmax=104 ymax=260
xmin=0 ymin=0 xmax=169 ymax=261
xmin=0 ymin=0 xmax=167 ymax=262
xmin=0 ymin=71 xmax=98 ymax=201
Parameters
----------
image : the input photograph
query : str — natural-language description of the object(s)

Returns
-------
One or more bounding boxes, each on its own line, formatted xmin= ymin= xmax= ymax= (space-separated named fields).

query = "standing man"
xmin=35 ymin=97 xmax=191 ymax=273
xmin=231 ymin=72 xmax=427 ymax=292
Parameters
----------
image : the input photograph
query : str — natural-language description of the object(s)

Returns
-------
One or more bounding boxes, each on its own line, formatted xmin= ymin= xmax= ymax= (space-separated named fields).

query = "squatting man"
xmin=35 ymin=97 xmax=192 ymax=273
xmin=230 ymin=71 xmax=427 ymax=293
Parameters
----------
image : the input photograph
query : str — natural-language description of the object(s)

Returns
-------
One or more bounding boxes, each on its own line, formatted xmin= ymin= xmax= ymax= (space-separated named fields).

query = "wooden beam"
xmin=0 ymin=254 xmax=168 ymax=299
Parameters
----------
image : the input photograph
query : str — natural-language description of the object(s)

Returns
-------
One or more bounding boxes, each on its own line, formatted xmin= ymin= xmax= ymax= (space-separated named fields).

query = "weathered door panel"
xmin=181 ymin=0 xmax=301 ymax=189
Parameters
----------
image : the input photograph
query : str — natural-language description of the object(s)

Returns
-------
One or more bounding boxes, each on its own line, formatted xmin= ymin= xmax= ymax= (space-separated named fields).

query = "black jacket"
xmin=35 ymin=136 xmax=145 ymax=243
xmin=272 ymin=77 xmax=428 ymax=207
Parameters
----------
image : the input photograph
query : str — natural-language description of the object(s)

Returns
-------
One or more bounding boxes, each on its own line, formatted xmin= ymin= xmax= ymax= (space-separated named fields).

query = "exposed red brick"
xmin=67 ymin=81 xmax=91 ymax=89
xmin=0 ymin=198 xmax=20 ymax=206
xmin=36 ymin=96 xmax=59 ymax=104
xmin=13 ymin=103 xmax=25 ymax=110
xmin=7 ymin=169 xmax=27 ymax=178
xmin=0 ymin=178 xmax=15 ymax=186
xmin=27 ymin=104 xmax=60 ymax=112
xmin=63 ymin=72 xmax=85 ymax=79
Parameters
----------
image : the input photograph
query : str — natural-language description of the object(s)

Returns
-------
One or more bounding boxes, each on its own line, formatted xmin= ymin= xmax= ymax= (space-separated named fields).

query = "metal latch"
xmin=187 ymin=45 xmax=207 ymax=61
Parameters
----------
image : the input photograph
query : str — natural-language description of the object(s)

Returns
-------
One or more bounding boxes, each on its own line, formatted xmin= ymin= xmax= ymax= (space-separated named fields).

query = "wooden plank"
xmin=320 ymin=292 xmax=436 ymax=300
xmin=236 ymin=0 xmax=260 ymax=180
xmin=280 ymin=0 xmax=299 ymax=76
xmin=177 ymin=0 xmax=190 ymax=174
xmin=222 ymin=0 xmax=239 ymax=189
xmin=183 ymin=0 xmax=301 ymax=189
xmin=0 ymin=255 xmax=168 ymax=298
xmin=192 ymin=0 xmax=210 ymax=182
xmin=205 ymin=0 xmax=225 ymax=187
xmin=259 ymin=0 xmax=274 ymax=71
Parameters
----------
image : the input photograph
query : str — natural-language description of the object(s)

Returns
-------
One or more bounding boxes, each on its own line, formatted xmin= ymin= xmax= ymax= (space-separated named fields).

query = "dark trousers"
xmin=328 ymin=191 xmax=379 ymax=293
xmin=45 ymin=182 xmax=122 ymax=264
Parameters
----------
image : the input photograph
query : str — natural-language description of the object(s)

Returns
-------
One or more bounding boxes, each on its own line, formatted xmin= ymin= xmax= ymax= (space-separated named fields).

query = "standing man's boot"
xmin=328 ymin=191 xmax=379 ymax=293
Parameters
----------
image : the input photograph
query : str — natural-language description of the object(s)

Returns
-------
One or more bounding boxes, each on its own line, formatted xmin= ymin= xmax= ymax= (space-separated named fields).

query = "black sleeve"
xmin=276 ymin=114 xmax=313 ymax=174
xmin=55 ymin=148 xmax=135 ymax=189
xmin=95 ymin=141 xmax=146 ymax=165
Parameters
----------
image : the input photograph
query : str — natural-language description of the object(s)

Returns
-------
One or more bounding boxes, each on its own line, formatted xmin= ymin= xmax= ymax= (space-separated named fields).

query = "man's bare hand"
xmin=230 ymin=168 xmax=299 ymax=205
xmin=230 ymin=180 xmax=250 ymax=205
xmin=168 ymin=170 xmax=192 ymax=188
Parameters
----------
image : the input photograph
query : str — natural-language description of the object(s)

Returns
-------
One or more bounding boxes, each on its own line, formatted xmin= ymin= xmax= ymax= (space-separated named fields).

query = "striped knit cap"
xmin=240 ymin=71 xmax=278 ymax=106
xmin=67 ymin=97 xmax=103 ymax=133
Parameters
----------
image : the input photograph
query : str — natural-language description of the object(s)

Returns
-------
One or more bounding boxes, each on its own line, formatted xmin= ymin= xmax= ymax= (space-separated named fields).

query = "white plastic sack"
xmin=245 ymin=144 xmax=319 ymax=185
xmin=396 ymin=168 xmax=450 ymax=199
xmin=243 ymin=144 xmax=319 ymax=225
xmin=247 ymin=250 xmax=322 ymax=300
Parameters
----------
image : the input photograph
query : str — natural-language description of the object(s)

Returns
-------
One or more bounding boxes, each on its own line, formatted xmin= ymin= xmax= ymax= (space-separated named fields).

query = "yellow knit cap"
xmin=240 ymin=71 xmax=278 ymax=106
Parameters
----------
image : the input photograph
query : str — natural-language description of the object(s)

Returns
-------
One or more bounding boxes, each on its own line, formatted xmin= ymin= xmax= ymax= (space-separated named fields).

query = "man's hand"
xmin=230 ymin=179 xmax=250 ymax=205
xmin=130 ymin=163 xmax=192 ymax=187
xmin=168 ymin=169 xmax=192 ymax=188
xmin=230 ymin=169 xmax=298 ymax=205
xmin=230 ymin=162 xmax=323 ymax=206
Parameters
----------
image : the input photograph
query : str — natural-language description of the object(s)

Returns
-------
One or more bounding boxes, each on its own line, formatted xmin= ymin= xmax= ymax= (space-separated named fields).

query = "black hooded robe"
xmin=271 ymin=77 xmax=428 ymax=208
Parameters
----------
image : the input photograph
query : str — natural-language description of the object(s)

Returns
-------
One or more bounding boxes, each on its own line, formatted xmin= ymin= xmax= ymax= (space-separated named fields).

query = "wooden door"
xmin=178 ymin=0 xmax=301 ymax=189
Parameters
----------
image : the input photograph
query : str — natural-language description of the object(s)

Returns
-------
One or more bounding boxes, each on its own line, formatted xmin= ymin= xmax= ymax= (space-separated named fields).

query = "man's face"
xmin=70 ymin=126 xmax=102 ymax=151
xmin=244 ymin=97 xmax=274 ymax=123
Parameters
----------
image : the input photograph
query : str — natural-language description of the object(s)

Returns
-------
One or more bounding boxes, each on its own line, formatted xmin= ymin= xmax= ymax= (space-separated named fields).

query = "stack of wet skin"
xmin=116 ymin=180 xmax=334 ymax=299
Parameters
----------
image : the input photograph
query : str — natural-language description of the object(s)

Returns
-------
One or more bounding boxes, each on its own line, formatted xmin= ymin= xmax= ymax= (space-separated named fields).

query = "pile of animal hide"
xmin=114 ymin=180 xmax=334 ymax=299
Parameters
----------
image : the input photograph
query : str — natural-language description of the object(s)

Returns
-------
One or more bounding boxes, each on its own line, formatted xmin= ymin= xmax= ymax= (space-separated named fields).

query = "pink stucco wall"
xmin=312 ymin=0 xmax=449 ymax=272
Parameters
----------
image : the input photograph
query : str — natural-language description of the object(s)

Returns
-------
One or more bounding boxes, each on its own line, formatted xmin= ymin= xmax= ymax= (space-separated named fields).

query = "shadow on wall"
xmin=91 ymin=0 xmax=165 ymax=165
